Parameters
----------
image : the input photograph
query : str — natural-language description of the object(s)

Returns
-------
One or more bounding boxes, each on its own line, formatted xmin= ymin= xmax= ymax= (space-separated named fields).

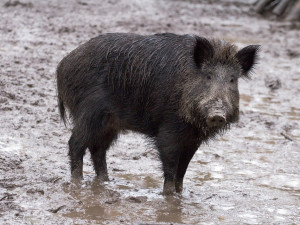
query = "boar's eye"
xmin=207 ymin=75 xmax=212 ymax=80
xmin=230 ymin=78 xmax=235 ymax=83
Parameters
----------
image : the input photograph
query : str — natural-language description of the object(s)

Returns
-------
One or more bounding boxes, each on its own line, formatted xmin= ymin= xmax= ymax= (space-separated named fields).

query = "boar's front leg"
xmin=175 ymin=140 xmax=200 ymax=193
xmin=156 ymin=122 xmax=189 ymax=195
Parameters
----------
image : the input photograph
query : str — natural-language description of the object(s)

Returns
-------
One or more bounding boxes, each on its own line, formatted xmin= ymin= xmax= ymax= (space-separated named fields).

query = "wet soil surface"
xmin=0 ymin=0 xmax=299 ymax=224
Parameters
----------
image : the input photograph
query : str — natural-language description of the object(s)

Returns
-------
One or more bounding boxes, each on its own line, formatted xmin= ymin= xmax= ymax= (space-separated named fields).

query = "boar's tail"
xmin=56 ymin=59 xmax=69 ymax=127
xmin=58 ymin=95 xmax=67 ymax=126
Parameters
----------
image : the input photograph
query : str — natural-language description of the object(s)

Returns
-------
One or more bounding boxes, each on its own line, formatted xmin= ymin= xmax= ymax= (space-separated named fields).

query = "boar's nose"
xmin=206 ymin=115 xmax=226 ymax=128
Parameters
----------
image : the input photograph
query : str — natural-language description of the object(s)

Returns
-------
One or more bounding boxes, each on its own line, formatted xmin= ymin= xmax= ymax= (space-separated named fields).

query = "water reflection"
xmin=62 ymin=179 xmax=122 ymax=221
xmin=156 ymin=196 xmax=183 ymax=224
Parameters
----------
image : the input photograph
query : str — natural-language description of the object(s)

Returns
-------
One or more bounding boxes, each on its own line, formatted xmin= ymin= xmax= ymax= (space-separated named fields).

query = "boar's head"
xmin=180 ymin=37 xmax=259 ymax=133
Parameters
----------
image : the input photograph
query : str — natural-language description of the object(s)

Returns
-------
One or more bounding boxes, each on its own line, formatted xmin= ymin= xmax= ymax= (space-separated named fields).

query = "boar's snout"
xmin=206 ymin=114 xmax=226 ymax=128
xmin=204 ymin=98 xmax=228 ymax=128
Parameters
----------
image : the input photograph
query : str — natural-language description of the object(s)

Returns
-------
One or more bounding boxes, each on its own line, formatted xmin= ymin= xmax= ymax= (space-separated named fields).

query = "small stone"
xmin=126 ymin=196 xmax=147 ymax=203
xmin=132 ymin=156 xmax=140 ymax=160
xmin=264 ymin=78 xmax=281 ymax=91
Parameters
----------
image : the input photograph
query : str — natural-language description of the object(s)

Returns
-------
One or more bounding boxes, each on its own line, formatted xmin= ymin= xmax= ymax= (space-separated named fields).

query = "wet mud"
xmin=0 ymin=0 xmax=299 ymax=224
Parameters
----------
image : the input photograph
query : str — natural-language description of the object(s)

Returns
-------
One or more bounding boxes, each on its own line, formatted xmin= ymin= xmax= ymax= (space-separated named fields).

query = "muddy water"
xmin=0 ymin=0 xmax=300 ymax=224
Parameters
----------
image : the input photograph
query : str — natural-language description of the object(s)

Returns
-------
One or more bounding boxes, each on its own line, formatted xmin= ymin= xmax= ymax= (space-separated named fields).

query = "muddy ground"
xmin=0 ymin=0 xmax=299 ymax=224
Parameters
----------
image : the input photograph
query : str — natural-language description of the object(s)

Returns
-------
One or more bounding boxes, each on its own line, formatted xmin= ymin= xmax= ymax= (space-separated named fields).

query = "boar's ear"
xmin=236 ymin=45 xmax=260 ymax=77
xmin=194 ymin=37 xmax=214 ymax=68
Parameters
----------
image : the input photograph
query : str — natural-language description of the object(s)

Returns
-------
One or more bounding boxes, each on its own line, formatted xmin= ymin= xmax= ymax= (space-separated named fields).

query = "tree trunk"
xmin=254 ymin=0 xmax=273 ymax=13
xmin=286 ymin=0 xmax=300 ymax=21
xmin=272 ymin=0 xmax=290 ymax=15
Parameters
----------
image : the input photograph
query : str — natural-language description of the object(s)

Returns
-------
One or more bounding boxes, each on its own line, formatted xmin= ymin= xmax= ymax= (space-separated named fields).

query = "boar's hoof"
xmin=206 ymin=115 xmax=226 ymax=128
xmin=163 ymin=180 xmax=176 ymax=195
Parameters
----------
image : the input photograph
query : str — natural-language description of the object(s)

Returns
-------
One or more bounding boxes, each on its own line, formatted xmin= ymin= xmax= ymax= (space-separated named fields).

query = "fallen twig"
xmin=47 ymin=205 xmax=66 ymax=213
xmin=280 ymin=132 xmax=293 ymax=141
xmin=0 ymin=193 xmax=17 ymax=201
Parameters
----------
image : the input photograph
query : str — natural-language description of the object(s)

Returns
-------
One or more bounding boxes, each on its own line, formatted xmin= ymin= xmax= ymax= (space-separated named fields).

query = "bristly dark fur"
xmin=56 ymin=32 xmax=259 ymax=194
xmin=210 ymin=39 xmax=239 ymax=65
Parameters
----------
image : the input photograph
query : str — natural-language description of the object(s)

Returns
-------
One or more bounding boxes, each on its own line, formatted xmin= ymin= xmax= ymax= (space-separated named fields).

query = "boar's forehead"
xmin=202 ymin=63 xmax=241 ymax=80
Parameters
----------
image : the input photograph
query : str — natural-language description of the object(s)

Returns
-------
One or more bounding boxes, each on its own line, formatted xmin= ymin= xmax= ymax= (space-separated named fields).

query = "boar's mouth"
xmin=185 ymin=103 xmax=239 ymax=133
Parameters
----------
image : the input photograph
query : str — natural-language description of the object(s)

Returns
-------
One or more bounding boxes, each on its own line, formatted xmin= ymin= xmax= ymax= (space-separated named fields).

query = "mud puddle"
xmin=1 ymin=0 xmax=300 ymax=224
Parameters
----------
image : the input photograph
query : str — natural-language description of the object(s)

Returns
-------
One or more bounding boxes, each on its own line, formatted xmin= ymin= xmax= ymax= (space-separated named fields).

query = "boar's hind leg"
xmin=175 ymin=141 xmax=199 ymax=193
xmin=89 ymin=129 xmax=117 ymax=182
xmin=68 ymin=131 xmax=87 ymax=179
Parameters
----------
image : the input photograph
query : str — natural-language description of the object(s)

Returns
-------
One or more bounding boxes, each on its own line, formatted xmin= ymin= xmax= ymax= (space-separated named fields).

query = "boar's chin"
xmin=179 ymin=106 xmax=239 ymax=136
